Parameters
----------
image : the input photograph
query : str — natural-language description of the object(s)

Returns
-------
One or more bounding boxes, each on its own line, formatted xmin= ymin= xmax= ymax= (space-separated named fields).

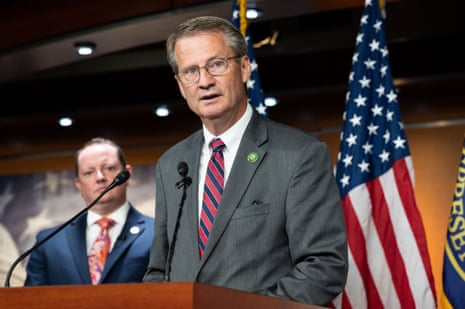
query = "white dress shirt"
xmin=197 ymin=103 xmax=253 ymax=220
xmin=86 ymin=202 xmax=129 ymax=253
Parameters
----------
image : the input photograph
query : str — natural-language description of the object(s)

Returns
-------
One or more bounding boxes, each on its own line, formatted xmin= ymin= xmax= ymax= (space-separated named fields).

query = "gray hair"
xmin=166 ymin=16 xmax=247 ymax=74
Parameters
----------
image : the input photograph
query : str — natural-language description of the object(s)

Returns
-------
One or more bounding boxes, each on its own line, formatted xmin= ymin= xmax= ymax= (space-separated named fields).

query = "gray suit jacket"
xmin=144 ymin=110 xmax=347 ymax=306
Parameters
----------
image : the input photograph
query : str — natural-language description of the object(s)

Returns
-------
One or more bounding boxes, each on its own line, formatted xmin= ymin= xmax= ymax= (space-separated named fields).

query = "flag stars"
xmin=380 ymin=47 xmax=389 ymax=57
xmin=345 ymin=91 xmax=350 ymax=102
xmin=386 ymin=90 xmax=397 ymax=103
xmin=375 ymin=85 xmax=385 ymax=97
xmin=364 ymin=58 xmax=376 ymax=70
xmin=369 ymin=39 xmax=380 ymax=52
xmin=342 ymin=154 xmax=353 ymax=167
xmin=349 ymin=114 xmax=362 ymax=126
xmin=349 ymin=71 xmax=355 ymax=82
xmin=246 ymin=78 xmax=256 ymax=90
xmin=356 ymin=33 xmax=364 ymax=45
xmin=335 ymin=0 xmax=437 ymax=303
xmin=386 ymin=110 xmax=394 ymax=121
xmin=367 ymin=123 xmax=379 ymax=135
xmin=362 ymin=142 xmax=374 ymax=154
xmin=250 ymin=59 xmax=258 ymax=72
xmin=346 ymin=133 xmax=358 ymax=147
xmin=231 ymin=3 xmax=267 ymax=116
xmin=359 ymin=76 xmax=371 ymax=88
xmin=352 ymin=53 xmax=360 ymax=64
xmin=371 ymin=104 xmax=383 ymax=116
xmin=373 ymin=20 xmax=382 ymax=32
xmin=383 ymin=129 xmax=391 ymax=143
xmin=354 ymin=94 xmax=367 ymax=107
xmin=358 ymin=160 xmax=370 ymax=173
xmin=360 ymin=14 xmax=369 ymax=26
xmin=380 ymin=65 xmax=388 ymax=77
xmin=255 ymin=103 xmax=267 ymax=115
xmin=393 ymin=136 xmax=406 ymax=149
xmin=340 ymin=174 xmax=350 ymax=188
xmin=379 ymin=149 xmax=390 ymax=162
xmin=336 ymin=0 xmax=413 ymax=195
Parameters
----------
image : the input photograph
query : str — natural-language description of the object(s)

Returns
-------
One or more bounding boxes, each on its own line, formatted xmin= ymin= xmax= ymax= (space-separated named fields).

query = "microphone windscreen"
xmin=177 ymin=162 xmax=188 ymax=177
xmin=114 ymin=170 xmax=130 ymax=186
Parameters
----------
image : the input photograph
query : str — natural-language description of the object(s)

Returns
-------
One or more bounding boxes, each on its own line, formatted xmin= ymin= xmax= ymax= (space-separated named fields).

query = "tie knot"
xmin=97 ymin=217 xmax=116 ymax=230
xmin=210 ymin=138 xmax=225 ymax=153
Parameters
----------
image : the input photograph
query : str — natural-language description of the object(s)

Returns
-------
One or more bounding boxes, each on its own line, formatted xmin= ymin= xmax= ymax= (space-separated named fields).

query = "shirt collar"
xmin=202 ymin=103 xmax=253 ymax=149
xmin=87 ymin=202 xmax=129 ymax=226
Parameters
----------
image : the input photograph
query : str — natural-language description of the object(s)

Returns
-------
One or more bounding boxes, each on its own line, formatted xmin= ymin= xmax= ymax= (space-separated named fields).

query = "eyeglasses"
xmin=176 ymin=55 xmax=242 ymax=86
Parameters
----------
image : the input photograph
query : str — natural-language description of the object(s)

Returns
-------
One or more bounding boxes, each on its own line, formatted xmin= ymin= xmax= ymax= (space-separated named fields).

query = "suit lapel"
xmin=182 ymin=134 xmax=204 ymax=271
xmin=66 ymin=215 xmax=91 ymax=284
xmin=102 ymin=206 xmax=145 ymax=279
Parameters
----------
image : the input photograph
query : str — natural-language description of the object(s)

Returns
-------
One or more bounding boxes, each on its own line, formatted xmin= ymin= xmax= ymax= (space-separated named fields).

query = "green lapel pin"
xmin=247 ymin=152 xmax=259 ymax=163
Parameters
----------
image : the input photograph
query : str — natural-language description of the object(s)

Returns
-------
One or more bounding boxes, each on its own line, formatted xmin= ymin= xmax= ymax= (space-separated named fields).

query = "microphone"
xmin=175 ymin=161 xmax=192 ymax=189
xmin=178 ymin=161 xmax=188 ymax=177
xmin=107 ymin=169 xmax=130 ymax=190
xmin=165 ymin=162 xmax=191 ymax=281
xmin=3 ymin=170 xmax=131 ymax=287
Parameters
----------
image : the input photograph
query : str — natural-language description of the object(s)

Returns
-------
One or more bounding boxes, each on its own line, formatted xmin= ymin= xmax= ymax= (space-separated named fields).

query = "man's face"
xmin=74 ymin=143 xmax=128 ymax=212
xmin=174 ymin=32 xmax=250 ymax=126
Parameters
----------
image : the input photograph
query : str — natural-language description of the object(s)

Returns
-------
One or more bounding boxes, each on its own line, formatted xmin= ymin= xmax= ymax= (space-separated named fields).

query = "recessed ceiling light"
xmin=74 ymin=42 xmax=96 ymax=56
xmin=264 ymin=96 xmax=278 ymax=107
xmin=58 ymin=116 xmax=73 ymax=127
xmin=246 ymin=8 xmax=263 ymax=20
xmin=154 ymin=105 xmax=170 ymax=117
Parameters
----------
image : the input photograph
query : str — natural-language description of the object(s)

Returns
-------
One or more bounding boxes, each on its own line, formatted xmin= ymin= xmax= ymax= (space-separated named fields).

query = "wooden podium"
xmin=0 ymin=282 xmax=328 ymax=308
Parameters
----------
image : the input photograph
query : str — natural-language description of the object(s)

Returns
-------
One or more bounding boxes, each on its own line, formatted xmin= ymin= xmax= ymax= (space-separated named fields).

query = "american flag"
xmin=441 ymin=136 xmax=465 ymax=308
xmin=231 ymin=0 xmax=268 ymax=116
xmin=333 ymin=0 xmax=437 ymax=308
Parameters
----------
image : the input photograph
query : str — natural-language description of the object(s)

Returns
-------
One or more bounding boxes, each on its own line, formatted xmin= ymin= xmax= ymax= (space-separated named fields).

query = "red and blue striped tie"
xmin=198 ymin=138 xmax=225 ymax=258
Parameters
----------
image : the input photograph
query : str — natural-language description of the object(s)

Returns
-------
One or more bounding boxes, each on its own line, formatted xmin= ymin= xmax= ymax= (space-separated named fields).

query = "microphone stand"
xmin=4 ymin=171 xmax=129 ymax=287
xmin=164 ymin=173 xmax=191 ymax=282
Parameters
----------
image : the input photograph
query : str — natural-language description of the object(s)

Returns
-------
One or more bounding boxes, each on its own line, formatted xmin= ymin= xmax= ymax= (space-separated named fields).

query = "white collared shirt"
xmin=198 ymin=103 xmax=253 ymax=220
xmin=86 ymin=202 xmax=129 ymax=253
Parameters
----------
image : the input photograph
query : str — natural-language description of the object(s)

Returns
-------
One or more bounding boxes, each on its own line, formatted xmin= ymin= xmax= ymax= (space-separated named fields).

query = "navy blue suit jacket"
xmin=25 ymin=205 xmax=154 ymax=285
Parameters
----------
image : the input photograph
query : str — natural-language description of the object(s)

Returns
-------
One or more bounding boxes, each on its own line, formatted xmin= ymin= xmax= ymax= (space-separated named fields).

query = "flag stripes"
xmin=334 ymin=0 xmax=437 ymax=307
xmin=341 ymin=158 xmax=435 ymax=308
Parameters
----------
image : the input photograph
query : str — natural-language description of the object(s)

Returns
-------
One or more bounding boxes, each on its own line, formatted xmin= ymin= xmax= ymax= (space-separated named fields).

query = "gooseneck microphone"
xmin=165 ymin=162 xmax=191 ymax=281
xmin=3 ymin=170 xmax=131 ymax=287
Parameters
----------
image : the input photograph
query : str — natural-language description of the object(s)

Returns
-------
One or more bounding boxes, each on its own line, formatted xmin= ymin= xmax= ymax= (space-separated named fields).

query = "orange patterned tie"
xmin=88 ymin=217 xmax=115 ymax=285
